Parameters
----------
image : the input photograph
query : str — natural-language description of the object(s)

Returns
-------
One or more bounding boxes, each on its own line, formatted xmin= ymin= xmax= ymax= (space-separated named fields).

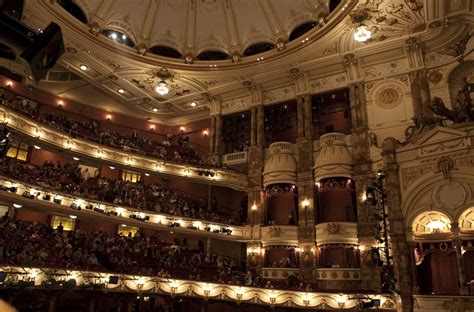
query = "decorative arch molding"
xmin=446 ymin=60 xmax=474 ymax=104
xmin=411 ymin=210 xmax=453 ymax=235
xmin=459 ymin=207 xmax=474 ymax=232
xmin=402 ymin=172 xmax=474 ymax=228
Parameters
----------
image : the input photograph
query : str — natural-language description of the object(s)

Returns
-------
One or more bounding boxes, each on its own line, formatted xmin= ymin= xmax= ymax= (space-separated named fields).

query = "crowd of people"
xmin=0 ymin=158 xmax=239 ymax=224
xmin=0 ymin=215 xmax=240 ymax=283
xmin=0 ymin=92 xmax=227 ymax=169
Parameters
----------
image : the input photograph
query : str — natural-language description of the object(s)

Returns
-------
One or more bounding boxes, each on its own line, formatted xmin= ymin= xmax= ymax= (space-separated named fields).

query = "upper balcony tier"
xmin=0 ymin=104 xmax=248 ymax=190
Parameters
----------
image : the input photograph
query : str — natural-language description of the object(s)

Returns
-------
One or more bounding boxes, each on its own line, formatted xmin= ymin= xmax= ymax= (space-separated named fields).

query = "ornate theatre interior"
xmin=0 ymin=0 xmax=473 ymax=311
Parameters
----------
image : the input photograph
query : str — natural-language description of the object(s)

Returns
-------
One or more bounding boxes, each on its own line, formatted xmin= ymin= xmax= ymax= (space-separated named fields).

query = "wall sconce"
xmin=57 ymin=100 xmax=64 ymax=107
xmin=150 ymin=125 xmax=155 ymax=130
xmin=3 ymin=117 xmax=10 ymax=124
xmin=6 ymin=81 xmax=13 ymax=87
xmin=303 ymin=294 xmax=311 ymax=307
xmin=235 ymin=287 xmax=244 ymax=300
xmin=34 ymin=128 xmax=41 ymax=138
xmin=169 ymin=281 xmax=180 ymax=295
xmin=106 ymin=114 xmax=112 ymax=121
xmin=202 ymin=129 xmax=209 ymax=136
xmin=180 ymin=126 xmax=186 ymax=132
xmin=183 ymin=168 xmax=190 ymax=176
xmin=136 ymin=278 xmax=145 ymax=290
xmin=268 ymin=292 xmax=278 ymax=305
xmin=155 ymin=163 xmax=162 ymax=172
xmin=203 ymin=284 xmax=212 ymax=297
xmin=336 ymin=294 xmax=347 ymax=308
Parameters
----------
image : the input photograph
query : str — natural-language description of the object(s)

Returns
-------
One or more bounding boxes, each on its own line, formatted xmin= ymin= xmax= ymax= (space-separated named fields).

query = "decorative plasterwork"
xmin=411 ymin=210 xmax=452 ymax=235
xmin=309 ymin=74 xmax=347 ymax=93
xmin=262 ymin=85 xmax=296 ymax=105
xmin=362 ymin=59 xmax=409 ymax=80
xmin=348 ymin=0 xmax=425 ymax=44
xmin=221 ymin=95 xmax=252 ymax=114
xmin=0 ymin=266 xmax=398 ymax=310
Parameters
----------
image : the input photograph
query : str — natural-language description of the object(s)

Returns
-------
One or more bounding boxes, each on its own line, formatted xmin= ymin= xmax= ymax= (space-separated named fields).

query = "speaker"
xmin=20 ymin=22 xmax=64 ymax=83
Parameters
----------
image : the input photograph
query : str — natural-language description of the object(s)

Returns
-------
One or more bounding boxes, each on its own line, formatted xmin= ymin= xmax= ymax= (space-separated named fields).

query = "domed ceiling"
xmin=18 ymin=0 xmax=467 ymax=125
xmin=77 ymin=0 xmax=329 ymax=59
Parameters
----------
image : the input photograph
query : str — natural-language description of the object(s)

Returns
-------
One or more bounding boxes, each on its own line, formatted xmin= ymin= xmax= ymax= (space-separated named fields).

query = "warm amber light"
xmin=302 ymin=199 xmax=310 ymax=207
xmin=106 ymin=114 xmax=112 ymax=120
xmin=251 ymin=204 xmax=257 ymax=211
xmin=180 ymin=126 xmax=186 ymax=132
xmin=6 ymin=81 xmax=13 ymax=87
xmin=203 ymin=130 xmax=209 ymax=136
xmin=150 ymin=125 xmax=155 ymax=130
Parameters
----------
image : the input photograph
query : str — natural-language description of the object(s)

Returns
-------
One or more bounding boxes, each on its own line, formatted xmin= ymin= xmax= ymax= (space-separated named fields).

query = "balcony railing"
xmin=315 ymin=222 xmax=358 ymax=245
xmin=222 ymin=151 xmax=248 ymax=165
xmin=0 ymin=176 xmax=244 ymax=240
xmin=0 ymin=265 xmax=397 ymax=310
xmin=316 ymin=268 xmax=361 ymax=281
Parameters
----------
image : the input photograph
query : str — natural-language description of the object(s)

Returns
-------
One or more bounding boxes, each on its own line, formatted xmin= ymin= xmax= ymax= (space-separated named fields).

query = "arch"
xmin=459 ymin=207 xmax=474 ymax=231
xmin=446 ymin=60 xmax=474 ymax=104
xmin=58 ymin=0 xmax=88 ymax=24
xmin=412 ymin=210 xmax=452 ymax=235
xmin=288 ymin=21 xmax=317 ymax=42
xmin=196 ymin=50 xmax=229 ymax=61
xmin=402 ymin=172 xmax=474 ymax=227
xmin=101 ymin=29 xmax=135 ymax=48
xmin=243 ymin=42 xmax=275 ymax=57
xmin=149 ymin=45 xmax=182 ymax=59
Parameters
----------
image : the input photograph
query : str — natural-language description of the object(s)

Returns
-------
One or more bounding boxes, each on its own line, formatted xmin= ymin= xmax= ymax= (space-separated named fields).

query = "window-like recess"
xmin=58 ymin=0 xmax=88 ymax=24
xmin=121 ymin=170 xmax=141 ymax=183
xmin=289 ymin=21 xmax=317 ymax=41
xmin=101 ymin=29 xmax=135 ymax=48
xmin=149 ymin=45 xmax=182 ymax=59
xmin=196 ymin=50 xmax=229 ymax=61
xmin=243 ymin=42 xmax=275 ymax=57
xmin=6 ymin=140 xmax=29 ymax=161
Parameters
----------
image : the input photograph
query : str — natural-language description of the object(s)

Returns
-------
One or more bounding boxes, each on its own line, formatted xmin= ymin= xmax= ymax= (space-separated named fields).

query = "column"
xmin=452 ymin=223 xmax=468 ymax=295
xmin=250 ymin=107 xmax=257 ymax=146
xmin=297 ymin=96 xmax=304 ymax=138
xmin=382 ymin=145 xmax=414 ymax=312
xmin=303 ymin=94 xmax=312 ymax=138
xmin=349 ymin=83 xmax=368 ymax=131
xmin=209 ymin=116 xmax=216 ymax=154
xmin=256 ymin=104 xmax=264 ymax=146
xmin=214 ymin=114 xmax=222 ymax=156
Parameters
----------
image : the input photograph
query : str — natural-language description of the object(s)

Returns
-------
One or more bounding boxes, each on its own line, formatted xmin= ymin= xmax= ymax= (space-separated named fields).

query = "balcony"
xmin=0 ymin=176 xmax=244 ymax=240
xmin=313 ymin=132 xmax=352 ymax=180
xmin=261 ymin=225 xmax=298 ymax=245
xmin=1 ymin=265 xmax=397 ymax=310
xmin=0 ymin=106 xmax=247 ymax=190
xmin=315 ymin=222 xmax=358 ymax=245
xmin=262 ymin=267 xmax=300 ymax=280
xmin=316 ymin=268 xmax=361 ymax=281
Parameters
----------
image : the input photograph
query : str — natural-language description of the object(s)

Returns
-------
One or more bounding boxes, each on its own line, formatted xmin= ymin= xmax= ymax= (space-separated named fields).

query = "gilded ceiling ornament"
xmin=438 ymin=35 xmax=471 ymax=58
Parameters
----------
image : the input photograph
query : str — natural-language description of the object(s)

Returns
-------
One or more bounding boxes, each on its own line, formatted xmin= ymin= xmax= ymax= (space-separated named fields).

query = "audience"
xmin=0 ymin=158 xmax=239 ymax=225
xmin=0 ymin=92 xmax=229 ymax=170
xmin=0 ymin=215 xmax=240 ymax=283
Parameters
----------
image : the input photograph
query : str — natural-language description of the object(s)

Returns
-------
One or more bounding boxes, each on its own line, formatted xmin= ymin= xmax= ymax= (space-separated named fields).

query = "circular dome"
xmin=67 ymin=0 xmax=331 ymax=60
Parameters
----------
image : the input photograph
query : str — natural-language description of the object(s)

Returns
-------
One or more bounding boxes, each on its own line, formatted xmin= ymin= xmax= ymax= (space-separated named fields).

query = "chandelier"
xmin=354 ymin=24 xmax=371 ymax=42
xmin=155 ymin=80 xmax=169 ymax=95
xmin=152 ymin=68 xmax=173 ymax=96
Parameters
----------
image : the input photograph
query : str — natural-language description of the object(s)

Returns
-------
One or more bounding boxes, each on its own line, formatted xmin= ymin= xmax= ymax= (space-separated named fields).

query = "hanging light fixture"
xmin=155 ymin=80 xmax=169 ymax=95
xmin=351 ymin=9 xmax=371 ymax=43
xmin=151 ymin=68 xmax=174 ymax=96
xmin=354 ymin=24 xmax=371 ymax=42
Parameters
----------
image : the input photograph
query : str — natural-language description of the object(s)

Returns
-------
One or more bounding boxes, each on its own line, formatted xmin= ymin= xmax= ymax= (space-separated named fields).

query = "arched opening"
xmin=411 ymin=211 xmax=452 ymax=235
xmin=101 ymin=29 xmax=135 ymax=48
xmin=58 ymin=0 xmax=88 ymax=24
xmin=196 ymin=50 xmax=229 ymax=61
xmin=289 ymin=21 xmax=317 ymax=42
xmin=149 ymin=45 xmax=182 ymax=59
xmin=243 ymin=42 xmax=275 ymax=57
